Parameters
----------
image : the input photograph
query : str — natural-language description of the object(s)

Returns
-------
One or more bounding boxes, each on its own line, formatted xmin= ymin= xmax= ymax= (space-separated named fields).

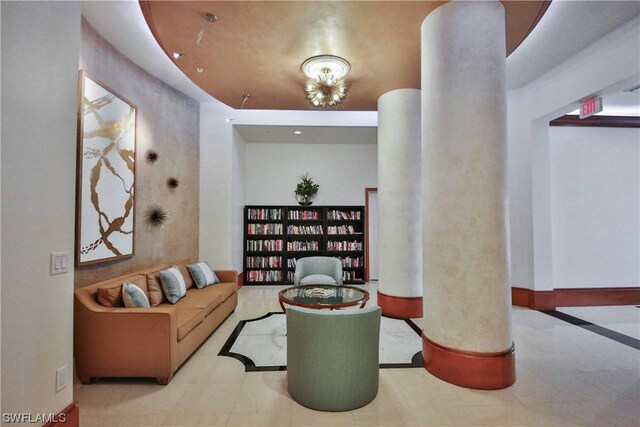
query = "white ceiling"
xmin=235 ymin=125 xmax=377 ymax=144
xmin=567 ymin=86 xmax=640 ymax=116
xmin=81 ymin=0 xmax=217 ymax=104
xmin=507 ymin=0 xmax=640 ymax=90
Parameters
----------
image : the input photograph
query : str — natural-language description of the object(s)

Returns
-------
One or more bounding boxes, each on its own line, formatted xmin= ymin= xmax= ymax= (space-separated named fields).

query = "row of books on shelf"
xmin=286 ymin=256 xmax=363 ymax=268
xmin=327 ymin=240 xmax=363 ymax=251
xmin=246 ymin=270 xmax=283 ymax=282
xmin=338 ymin=256 xmax=364 ymax=268
xmin=288 ymin=225 xmax=323 ymax=235
xmin=247 ymin=208 xmax=283 ymax=220
xmin=246 ymin=239 xmax=283 ymax=251
xmin=288 ymin=210 xmax=319 ymax=220
xmin=327 ymin=225 xmax=361 ymax=235
xmin=288 ymin=241 xmax=320 ymax=251
xmin=246 ymin=271 xmax=362 ymax=283
xmin=246 ymin=256 xmax=282 ymax=268
xmin=327 ymin=210 xmax=362 ymax=220
xmin=247 ymin=223 xmax=283 ymax=235
xmin=343 ymin=271 xmax=362 ymax=281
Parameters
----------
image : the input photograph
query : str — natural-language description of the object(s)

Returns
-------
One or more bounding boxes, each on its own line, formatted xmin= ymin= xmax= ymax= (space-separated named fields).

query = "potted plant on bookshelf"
xmin=294 ymin=173 xmax=320 ymax=206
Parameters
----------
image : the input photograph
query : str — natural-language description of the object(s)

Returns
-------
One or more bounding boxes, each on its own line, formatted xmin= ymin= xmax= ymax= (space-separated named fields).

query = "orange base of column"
xmin=422 ymin=334 xmax=515 ymax=390
xmin=377 ymin=291 xmax=423 ymax=318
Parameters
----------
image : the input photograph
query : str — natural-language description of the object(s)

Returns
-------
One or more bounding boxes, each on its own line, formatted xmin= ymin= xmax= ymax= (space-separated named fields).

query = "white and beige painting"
xmin=77 ymin=73 xmax=136 ymax=265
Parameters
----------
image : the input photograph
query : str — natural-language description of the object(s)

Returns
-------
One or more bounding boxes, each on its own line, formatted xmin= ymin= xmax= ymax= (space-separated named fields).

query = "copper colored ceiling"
xmin=141 ymin=1 xmax=550 ymax=111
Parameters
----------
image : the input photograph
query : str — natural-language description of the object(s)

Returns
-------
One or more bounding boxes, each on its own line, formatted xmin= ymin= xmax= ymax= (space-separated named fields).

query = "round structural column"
xmin=420 ymin=1 xmax=515 ymax=389
xmin=377 ymin=89 xmax=423 ymax=319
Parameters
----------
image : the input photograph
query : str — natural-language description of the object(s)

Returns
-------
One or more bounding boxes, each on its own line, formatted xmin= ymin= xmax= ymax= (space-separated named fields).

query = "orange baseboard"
xmin=511 ymin=287 xmax=556 ymax=310
xmin=43 ymin=402 xmax=79 ymax=427
xmin=511 ymin=286 xmax=640 ymax=310
xmin=422 ymin=334 xmax=515 ymax=390
xmin=377 ymin=291 xmax=423 ymax=318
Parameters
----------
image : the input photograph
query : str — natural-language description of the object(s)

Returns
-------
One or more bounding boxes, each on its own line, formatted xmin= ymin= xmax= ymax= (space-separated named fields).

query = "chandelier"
xmin=301 ymin=55 xmax=351 ymax=109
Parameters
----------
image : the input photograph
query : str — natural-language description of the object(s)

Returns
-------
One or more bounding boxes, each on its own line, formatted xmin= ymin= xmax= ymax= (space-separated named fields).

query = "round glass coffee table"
xmin=279 ymin=284 xmax=369 ymax=311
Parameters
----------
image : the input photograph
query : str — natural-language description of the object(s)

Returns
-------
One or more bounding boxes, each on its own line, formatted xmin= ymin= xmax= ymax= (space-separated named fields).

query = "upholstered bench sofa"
xmin=73 ymin=259 xmax=238 ymax=385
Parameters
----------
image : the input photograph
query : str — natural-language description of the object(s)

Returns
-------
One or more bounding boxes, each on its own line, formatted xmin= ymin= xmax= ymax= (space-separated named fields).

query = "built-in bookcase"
xmin=243 ymin=205 xmax=365 ymax=285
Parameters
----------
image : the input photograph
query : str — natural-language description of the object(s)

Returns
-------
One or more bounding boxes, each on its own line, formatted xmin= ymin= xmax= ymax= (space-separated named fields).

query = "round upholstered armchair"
xmin=286 ymin=305 xmax=381 ymax=411
xmin=293 ymin=256 xmax=343 ymax=286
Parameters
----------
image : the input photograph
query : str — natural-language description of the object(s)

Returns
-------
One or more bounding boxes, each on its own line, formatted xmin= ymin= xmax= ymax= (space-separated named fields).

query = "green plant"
xmin=294 ymin=173 xmax=319 ymax=201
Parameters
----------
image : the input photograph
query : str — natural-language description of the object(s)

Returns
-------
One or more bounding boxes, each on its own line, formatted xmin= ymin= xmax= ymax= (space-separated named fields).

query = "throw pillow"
xmin=122 ymin=281 xmax=151 ymax=308
xmin=146 ymin=270 xmax=167 ymax=307
xmin=186 ymin=262 xmax=220 ymax=289
xmin=97 ymin=286 xmax=124 ymax=307
xmin=159 ymin=266 xmax=188 ymax=304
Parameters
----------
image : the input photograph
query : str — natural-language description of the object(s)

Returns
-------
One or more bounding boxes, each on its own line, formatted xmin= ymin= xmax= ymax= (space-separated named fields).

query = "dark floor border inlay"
xmin=218 ymin=312 xmax=423 ymax=372
xmin=541 ymin=310 xmax=640 ymax=350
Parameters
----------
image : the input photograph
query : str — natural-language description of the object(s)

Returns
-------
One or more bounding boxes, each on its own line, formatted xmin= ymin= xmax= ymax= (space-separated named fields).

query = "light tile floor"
xmin=75 ymin=283 xmax=640 ymax=426
xmin=226 ymin=312 xmax=421 ymax=367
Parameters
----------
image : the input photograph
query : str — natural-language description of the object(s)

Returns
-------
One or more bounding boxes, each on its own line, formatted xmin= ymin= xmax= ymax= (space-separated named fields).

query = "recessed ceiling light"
xmin=173 ymin=52 xmax=183 ymax=59
xmin=294 ymin=131 xmax=302 ymax=135
xmin=196 ymin=67 xmax=204 ymax=73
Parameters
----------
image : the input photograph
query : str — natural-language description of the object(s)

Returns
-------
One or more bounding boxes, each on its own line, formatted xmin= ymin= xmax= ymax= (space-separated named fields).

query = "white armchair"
xmin=293 ymin=256 xmax=343 ymax=286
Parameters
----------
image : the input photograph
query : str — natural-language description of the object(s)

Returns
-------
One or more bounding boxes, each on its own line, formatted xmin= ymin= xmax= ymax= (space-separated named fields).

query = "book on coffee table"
xmin=304 ymin=287 xmax=335 ymax=297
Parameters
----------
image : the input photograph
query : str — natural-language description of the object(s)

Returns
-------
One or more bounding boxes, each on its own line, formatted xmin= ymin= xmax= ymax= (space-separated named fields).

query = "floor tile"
xmin=73 ymin=283 xmax=639 ymax=427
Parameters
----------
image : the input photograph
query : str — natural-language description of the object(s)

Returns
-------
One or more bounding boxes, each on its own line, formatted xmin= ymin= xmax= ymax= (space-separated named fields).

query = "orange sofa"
xmin=74 ymin=260 xmax=238 ymax=385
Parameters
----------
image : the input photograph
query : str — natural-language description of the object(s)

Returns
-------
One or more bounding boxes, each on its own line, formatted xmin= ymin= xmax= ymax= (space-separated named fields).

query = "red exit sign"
xmin=579 ymin=97 xmax=603 ymax=119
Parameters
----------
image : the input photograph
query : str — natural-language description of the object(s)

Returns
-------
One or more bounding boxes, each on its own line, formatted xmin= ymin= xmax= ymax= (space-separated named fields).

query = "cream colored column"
xmin=377 ymin=89 xmax=423 ymax=318
xmin=421 ymin=1 xmax=514 ymax=389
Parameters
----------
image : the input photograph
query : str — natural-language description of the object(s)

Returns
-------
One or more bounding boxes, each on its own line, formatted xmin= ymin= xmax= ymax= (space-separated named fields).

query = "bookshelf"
xmin=243 ymin=205 xmax=365 ymax=285
xmin=244 ymin=206 xmax=286 ymax=285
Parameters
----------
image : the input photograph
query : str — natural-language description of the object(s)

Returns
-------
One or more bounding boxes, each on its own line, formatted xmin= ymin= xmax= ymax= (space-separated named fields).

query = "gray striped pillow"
xmin=159 ymin=266 xmax=187 ymax=304
xmin=122 ymin=281 xmax=150 ymax=308
xmin=186 ymin=262 xmax=220 ymax=289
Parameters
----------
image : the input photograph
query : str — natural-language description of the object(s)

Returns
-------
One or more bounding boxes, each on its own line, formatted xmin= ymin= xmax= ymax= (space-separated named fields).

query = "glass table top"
xmin=279 ymin=284 xmax=369 ymax=308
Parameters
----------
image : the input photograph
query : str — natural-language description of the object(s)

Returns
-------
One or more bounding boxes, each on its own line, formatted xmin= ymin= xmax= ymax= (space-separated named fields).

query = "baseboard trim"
xmin=422 ymin=335 xmax=516 ymax=390
xmin=511 ymin=286 xmax=640 ymax=309
xmin=377 ymin=291 xmax=423 ymax=318
xmin=511 ymin=287 xmax=556 ymax=310
xmin=43 ymin=402 xmax=79 ymax=427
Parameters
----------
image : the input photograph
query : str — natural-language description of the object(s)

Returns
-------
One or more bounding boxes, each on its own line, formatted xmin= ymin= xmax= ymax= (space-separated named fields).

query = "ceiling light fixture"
xmin=196 ymin=13 xmax=217 ymax=46
xmin=294 ymin=131 xmax=302 ymax=135
xmin=170 ymin=13 xmax=217 ymax=62
xmin=301 ymin=55 xmax=350 ymax=109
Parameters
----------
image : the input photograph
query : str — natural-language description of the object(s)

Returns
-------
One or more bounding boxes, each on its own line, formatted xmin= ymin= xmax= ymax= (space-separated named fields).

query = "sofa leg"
xmin=156 ymin=375 xmax=172 ymax=385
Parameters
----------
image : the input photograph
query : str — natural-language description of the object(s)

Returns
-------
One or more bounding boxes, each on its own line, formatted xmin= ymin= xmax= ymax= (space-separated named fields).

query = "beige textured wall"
xmin=75 ymin=19 xmax=199 ymax=288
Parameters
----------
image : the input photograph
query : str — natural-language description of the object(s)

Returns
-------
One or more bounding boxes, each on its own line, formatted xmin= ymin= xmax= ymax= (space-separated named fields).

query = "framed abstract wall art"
xmin=76 ymin=71 xmax=136 ymax=266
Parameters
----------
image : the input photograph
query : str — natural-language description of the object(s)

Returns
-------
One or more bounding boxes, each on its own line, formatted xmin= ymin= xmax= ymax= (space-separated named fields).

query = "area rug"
xmin=218 ymin=312 xmax=422 ymax=371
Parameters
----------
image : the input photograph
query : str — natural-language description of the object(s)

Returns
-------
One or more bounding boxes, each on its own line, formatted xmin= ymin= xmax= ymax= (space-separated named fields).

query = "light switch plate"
xmin=56 ymin=365 xmax=68 ymax=392
xmin=50 ymin=252 xmax=69 ymax=275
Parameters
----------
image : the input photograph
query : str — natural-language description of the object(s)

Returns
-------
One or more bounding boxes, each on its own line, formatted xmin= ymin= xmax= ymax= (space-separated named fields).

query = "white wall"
xmin=231 ymin=129 xmax=247 ymax=271
xmin=550 ymin=126 xmax=639 ymax=288
xmin=1 ymin=1 xmax=81 ymax=416
xmin=244 ymin=142 xmax=377 ymax=206
xmin=507 ymin=17 xmax=640 ymax=290
xmin=201 ymin=108 xmax=378 ymax=271
xmin=200 ymin=102 xmax=236 ymax=269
